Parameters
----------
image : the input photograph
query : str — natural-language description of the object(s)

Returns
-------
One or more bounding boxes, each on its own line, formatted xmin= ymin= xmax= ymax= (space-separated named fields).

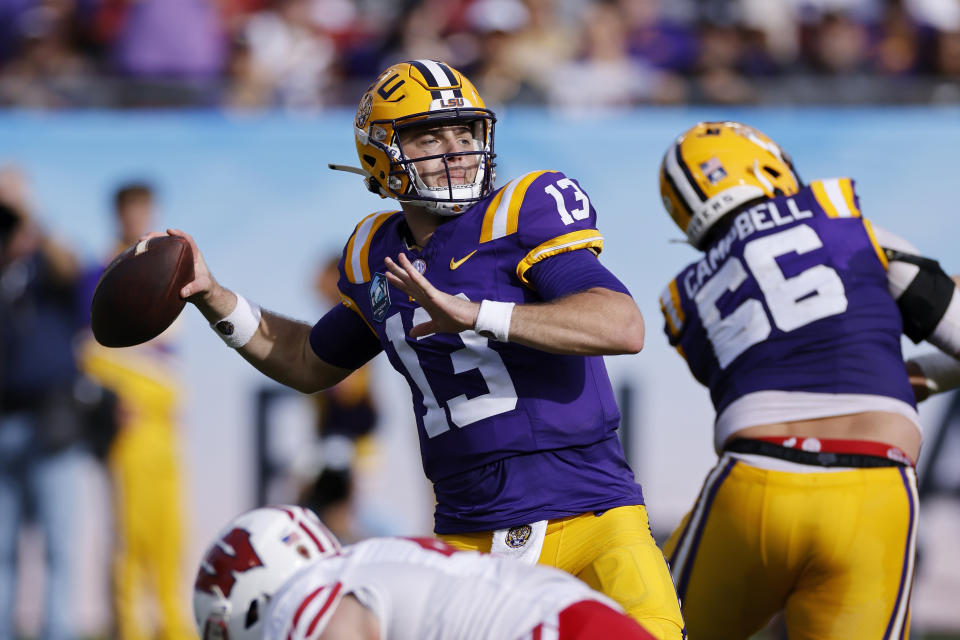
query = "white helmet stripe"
xmin=664 ymin=141 xmax=703 ymax=214
xmin=419 ymin=59 xmax=458 ymax=103
xmin=419 ymin=59 xmax=454 ymax=87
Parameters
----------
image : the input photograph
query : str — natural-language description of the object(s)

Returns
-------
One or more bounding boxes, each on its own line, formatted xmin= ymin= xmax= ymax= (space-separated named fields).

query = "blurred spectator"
xmin=930 ymin=28 xmax=960 ymax=100
xmin=5 ymin=0 xmax=960 ymax=107
xmin=462 ymin=0 xmax=535 ymax=104
xmin=548 ymin=0 xmax=682 ymax=111
xmin=692 ymin=21 xmax=758 ymax=103
xmin=0 ymin=0 xmax=96 ymax=108
xmin=77 ymin=182 xmax=194 ymax=640
xmin=0 ymin=165 xmax=84 ymax=640
xmin=295 ymin=254 xmax=380 ymax=543
xmin=107 ymin=0 xmax=227 ymax=107
xmin=621 ymin=0 xmax=699 ymax=73
xmin=808 ymin=11 xmax=872 ymax=73
xmin=498 ymin=0 xmax=580 ymax=102
xmin=370 ymin=0 xmax=468 ymax=76
xmin=226 ymin=0 xmax=336 ymax=110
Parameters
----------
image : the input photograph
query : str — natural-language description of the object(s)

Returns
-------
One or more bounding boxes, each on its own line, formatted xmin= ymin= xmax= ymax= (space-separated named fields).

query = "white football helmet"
xmin=193 ymin=505 xmax=341 ymax=640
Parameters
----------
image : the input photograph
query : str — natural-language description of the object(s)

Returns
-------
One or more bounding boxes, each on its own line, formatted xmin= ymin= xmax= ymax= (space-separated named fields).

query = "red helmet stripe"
xmin=298 ymin=521 xmax=327 ymax=554
xmin=266 ymin=505 xmax=297 ymax=520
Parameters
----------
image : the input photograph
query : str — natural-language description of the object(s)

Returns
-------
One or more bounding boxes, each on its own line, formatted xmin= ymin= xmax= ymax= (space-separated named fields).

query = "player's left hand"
xmin=385 ymin=253 xmax=480 ymax=338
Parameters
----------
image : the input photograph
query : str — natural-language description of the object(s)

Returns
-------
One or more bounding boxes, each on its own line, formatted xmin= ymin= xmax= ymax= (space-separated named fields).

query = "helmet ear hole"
xmin=244 ymin=599 xmax=260 ymax=629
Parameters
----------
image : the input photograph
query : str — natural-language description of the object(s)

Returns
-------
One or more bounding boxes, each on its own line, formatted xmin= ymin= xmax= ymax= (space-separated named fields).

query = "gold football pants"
xmin=663 ymin=454 xmax=918 ymax=640
xmin=439 ymin=505 xmax=686 ymax=640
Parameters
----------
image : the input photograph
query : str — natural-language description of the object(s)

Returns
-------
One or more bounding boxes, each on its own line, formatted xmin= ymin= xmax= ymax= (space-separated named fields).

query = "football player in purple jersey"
xmin=657 ymin=121 xmax=960 ymax=640
xmin=160 ymin=60 xmax=684 ymax=638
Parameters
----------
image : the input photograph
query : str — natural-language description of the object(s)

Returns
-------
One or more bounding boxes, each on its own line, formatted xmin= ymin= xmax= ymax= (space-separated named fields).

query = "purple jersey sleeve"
xmin=309 ymin=304 xmax=383 ymax=370
xmin=526 ymin=249 xmax=631 ymax=300
xmin=513 ymin=171 xmax=605 ymax=286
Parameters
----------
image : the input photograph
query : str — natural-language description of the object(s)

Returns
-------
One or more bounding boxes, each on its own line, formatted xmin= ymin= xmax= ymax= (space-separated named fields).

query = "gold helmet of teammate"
xmin=349 ymin=59 xmax=496 ymax=216
xmin=659 ymin=121 xmax=801 ymax=249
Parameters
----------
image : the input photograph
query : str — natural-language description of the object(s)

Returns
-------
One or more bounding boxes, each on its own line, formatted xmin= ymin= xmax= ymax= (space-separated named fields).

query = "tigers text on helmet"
xmin=351 ymin=59 xmax=496 ymax=216
xmin=192 ymin=505 xmax=340 ymax=640
xmin=659 ymin=121 xmax=802 ymax=250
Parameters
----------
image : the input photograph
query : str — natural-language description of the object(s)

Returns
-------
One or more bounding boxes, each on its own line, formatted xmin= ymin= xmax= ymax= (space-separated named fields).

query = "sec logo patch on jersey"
xmin=369 ymin=272 xmax=391 ymax=322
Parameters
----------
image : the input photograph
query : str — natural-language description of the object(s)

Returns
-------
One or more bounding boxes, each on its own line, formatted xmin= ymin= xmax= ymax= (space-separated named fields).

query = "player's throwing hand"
xmin=384 ymin=253 xmax=480 ymax=338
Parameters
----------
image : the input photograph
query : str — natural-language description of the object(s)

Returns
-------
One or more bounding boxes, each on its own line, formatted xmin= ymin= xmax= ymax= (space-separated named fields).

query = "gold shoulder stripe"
xmin=339 ymin=294 xmax=379 ymax=337
xmin=515 ymin=229 xmax=604 ymax=286
xmin=481 ymin=170 xmax=556 ymax=243
xmin=811 ymin=178 xmax=859 ymax=219
xmin=861 ymin=218 xmax=889 ymax=270
xmin=660 ymin=280 xmax=685 ymax=337
xmin=345 ymin=210 xmax=399 ymax=283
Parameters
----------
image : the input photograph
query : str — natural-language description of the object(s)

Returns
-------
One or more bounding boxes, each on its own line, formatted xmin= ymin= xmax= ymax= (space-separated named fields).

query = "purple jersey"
xmin=659 ymin=178 xmax=916 ymax=416
xmin=335 ymin=171 xmax=642 ymax=533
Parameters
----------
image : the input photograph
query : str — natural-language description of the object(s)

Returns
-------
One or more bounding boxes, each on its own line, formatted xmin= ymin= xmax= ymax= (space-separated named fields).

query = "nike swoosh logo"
xmin=449 ymin=250 xmax=477 ymax=270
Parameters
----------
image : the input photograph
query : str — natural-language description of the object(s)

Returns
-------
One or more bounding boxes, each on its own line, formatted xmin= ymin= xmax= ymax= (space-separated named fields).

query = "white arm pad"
xmin=872 ymin=224 xmax=960 ymax=355
xmin=871 ymin=224 xmax=920 ymax=299
xmin=929 ymin=291 xmax=960 ymax=356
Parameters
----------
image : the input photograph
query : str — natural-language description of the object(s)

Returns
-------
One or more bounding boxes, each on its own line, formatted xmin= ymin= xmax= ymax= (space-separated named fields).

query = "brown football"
xmin=90 ymin=235 xmax=194 ymax=347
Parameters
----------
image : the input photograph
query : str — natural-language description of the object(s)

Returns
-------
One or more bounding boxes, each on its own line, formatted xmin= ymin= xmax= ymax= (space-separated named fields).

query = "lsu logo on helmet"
xmin=346 ymin=59 xmax=497 ymax=217
xmin=659 ymin=121 xmax=802 ymax=249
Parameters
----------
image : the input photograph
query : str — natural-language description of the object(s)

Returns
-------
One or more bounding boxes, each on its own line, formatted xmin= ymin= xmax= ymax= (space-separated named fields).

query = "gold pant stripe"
xmin=668 ymin=455 xmax=737 ymax=595
xmin=663 ymin=457 xmax=919 ymax=640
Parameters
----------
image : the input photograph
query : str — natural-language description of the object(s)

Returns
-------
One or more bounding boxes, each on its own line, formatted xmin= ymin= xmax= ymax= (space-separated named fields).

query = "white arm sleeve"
xmin=871 ymin=224 xmax=920 ymax=299
xmin=872 ymin=224 xmax=960 ymax=356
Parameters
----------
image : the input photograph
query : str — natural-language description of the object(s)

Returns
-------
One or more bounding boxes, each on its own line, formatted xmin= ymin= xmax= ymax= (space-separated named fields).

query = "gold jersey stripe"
xmin=861 ymin=218 xmax=889 ymax=270
xmin=481 ymin=170 xmax=556 ymax=243
xmin=839 ymin=178 xmax=861 ymax=217
xmin=480 ymin=186 xmax=508 ymax=242
xmin=515 ymin=229 xmax=604 ymax=286
xmin=346 ymin=211 xmax=399 ymax=283
xmin=811 ymin=178 xmax=859 ymax=218
xmin=660 ymin=280 xmax=685 ymax=337
xmin=339 ymin=294 xmax=379 ymax=337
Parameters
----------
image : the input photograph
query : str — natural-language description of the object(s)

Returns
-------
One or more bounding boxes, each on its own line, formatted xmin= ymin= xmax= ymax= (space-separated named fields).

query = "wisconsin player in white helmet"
xmin=193 ymin=506 xmax=655 ymax=640
xmin=657 ymin=121 xmax=960 ymax=639
xmin=193 ymin=505 xmax=341 ymax=640
xmin=162 ymin=58 xmax=684 ymax=638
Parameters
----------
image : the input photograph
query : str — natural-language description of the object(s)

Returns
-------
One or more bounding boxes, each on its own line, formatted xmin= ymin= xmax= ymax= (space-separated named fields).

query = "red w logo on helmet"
xmin=195 ymin=528 xmax=264 ymax=597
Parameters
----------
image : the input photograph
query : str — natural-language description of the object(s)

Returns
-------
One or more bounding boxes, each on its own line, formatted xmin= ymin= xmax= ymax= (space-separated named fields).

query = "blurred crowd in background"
xmin=2 ymin=0 xmax=960 ymax=110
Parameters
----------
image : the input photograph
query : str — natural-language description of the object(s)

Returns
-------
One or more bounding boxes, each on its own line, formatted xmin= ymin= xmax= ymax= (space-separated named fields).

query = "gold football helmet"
xmin=339 ymin=60 xmax=496 ymax=216
xmin=659 ymin=121 xmax=801 ymax=249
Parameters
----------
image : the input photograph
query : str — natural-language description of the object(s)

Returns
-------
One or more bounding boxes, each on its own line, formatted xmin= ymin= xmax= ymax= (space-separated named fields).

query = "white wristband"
xmin=911 ymin=351 xmax=960 ymax=395
xmin=474 ymin=300 xmax=515 ymax=342
xmin=211 ymin=294 xmax=262 ymax=349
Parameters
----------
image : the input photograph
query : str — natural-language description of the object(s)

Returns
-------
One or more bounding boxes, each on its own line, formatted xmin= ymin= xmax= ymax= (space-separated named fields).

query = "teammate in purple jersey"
xmin=154 ymin=60 xmax=684 ymax=638
xmin=657 ymin=121 xmax=960 ymax=640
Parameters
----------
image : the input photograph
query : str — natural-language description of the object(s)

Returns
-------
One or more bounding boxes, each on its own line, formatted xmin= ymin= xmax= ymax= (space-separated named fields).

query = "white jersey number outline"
xmin=695 ymin=224 xmax=849 ymax=369
xmin=544 ymin=178 xmax=590 ymax=225
xmin=386 ymin=295 xmax=518 ymax=438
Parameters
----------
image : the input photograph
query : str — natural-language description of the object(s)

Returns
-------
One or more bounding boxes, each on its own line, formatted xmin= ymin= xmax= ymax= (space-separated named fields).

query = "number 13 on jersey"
xmin=385 ymin=296 xmax=518 ymax=438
